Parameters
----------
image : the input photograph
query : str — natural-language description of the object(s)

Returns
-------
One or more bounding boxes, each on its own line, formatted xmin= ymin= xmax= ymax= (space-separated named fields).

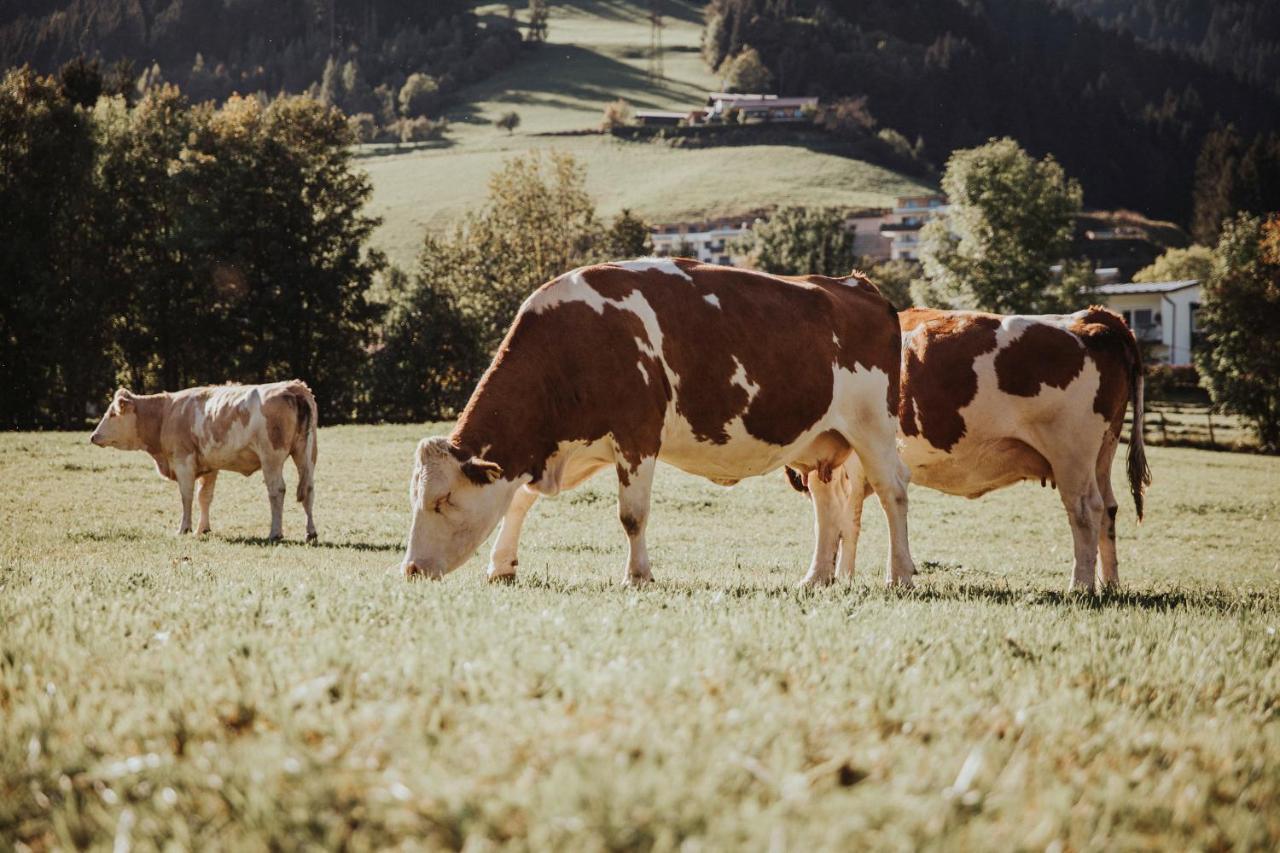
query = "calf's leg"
xmin=488 ymin=486 xmax=538 ymax=582
xmin=290 ymin=445 xmax=317 ymax=542
xmin=262 ymin=457 xmax=288 ymax=542
xmin=196 ymin=471 xmax=218 ymax=535
xmin=617 ymin=456 xmax=657 ymax=586
xmin=175 ymin=457 xmax=196 ymax=535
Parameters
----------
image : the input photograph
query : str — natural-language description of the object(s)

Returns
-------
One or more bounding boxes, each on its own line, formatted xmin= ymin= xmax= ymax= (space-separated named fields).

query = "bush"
xmin=396 ymin=115 xmax=447 ymax=143
xmin=347 ymin=112 xmax=377 ymax=143
xmin=601 ymin=99 xmax=633 ymax=130
xmin=398 ymin=73 xmax=439 ymax=118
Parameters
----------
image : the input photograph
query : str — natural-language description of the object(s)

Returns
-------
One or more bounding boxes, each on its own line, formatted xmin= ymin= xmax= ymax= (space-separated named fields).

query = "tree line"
xmin=701 ymin=0 xmax=1280 ymax=229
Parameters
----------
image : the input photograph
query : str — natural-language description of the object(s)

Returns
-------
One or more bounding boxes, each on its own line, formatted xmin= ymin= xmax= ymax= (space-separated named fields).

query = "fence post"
xmin=1159 ymin=410 xmax=1168 ymax=444
xmin=1207 ymin=409 xmax=1216 ymax=448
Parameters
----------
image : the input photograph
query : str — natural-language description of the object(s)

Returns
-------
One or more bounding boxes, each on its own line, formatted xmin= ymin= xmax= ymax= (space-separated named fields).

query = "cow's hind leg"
xmin=1096 ymin=435 xmax=1121 ymax=589
xmin=1050 ymin=452 xmax=1106 ymax=593
xmin=617 ymin=456 xmax=657 ymax=586
xmin=196 ymin=471 xmax=218 ymax=535
xmin=849 ymin=422 xmax=915 ymax=588
xmin=800 ymin=471 xmax=844 ymax=588
xmin=262 ymin=456 xmax=287 ymax=542
xmin=488 ymin=486 xmax=538 ymax=583
xmin=290 ymin=444 xmax=317 ymax=542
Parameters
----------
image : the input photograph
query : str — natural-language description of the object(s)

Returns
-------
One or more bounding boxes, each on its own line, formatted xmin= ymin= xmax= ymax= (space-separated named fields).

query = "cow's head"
xmin=90 ymin=389 xmax=143 ymax=450
xmin=401 ymin=436 xmax=515 ymax=579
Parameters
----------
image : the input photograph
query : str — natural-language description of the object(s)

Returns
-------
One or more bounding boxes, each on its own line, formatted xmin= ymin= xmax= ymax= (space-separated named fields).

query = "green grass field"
xmin=3 ymin=425 xmax=1279 ymax=849
xmin=361 ymin=1 xmax=933 ymax=269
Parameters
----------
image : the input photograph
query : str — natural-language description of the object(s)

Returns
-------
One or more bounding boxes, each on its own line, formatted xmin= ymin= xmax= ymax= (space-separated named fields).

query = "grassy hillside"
xmin=2 ymin=425 xmax=1279 ymax=848
xmin=361 ymin=1 xmax=933 ymax=269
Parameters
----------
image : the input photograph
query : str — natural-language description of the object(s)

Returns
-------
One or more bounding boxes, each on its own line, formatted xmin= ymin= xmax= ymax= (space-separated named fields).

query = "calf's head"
xmin=401 ymin=436 xmax=513 ymax=579
xmin=90 ymin=389 xmax=143 ymax=450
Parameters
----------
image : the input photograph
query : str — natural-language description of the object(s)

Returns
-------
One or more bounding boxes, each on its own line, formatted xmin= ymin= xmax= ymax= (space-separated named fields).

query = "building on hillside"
xmin=706 ymin=92 xmax=818 ymax=123
xmin=635 ymin=109 xmax=703 ymax=127
xmin=1095 ymin=279 xmax=1201 ymax=365
xmin=879 ymin=194 xmax=947 ymax=261
xmin=649 ymin=215 xmax=757 ymax=266
xmin=846 ymin=208 xmax=893 ymax=261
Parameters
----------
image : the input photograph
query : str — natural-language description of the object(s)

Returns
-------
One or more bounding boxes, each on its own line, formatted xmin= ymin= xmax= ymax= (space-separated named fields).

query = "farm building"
xmin=878 ymin=194 xmax=948 ymax=261
xmin=1096 ymin=279 xmax=1202 ymax=366
xmin=705 ymin=92 xmax=819 ymax=122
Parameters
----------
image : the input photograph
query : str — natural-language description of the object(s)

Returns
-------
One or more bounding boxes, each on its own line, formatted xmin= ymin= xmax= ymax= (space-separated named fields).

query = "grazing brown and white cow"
xmin=400 ymin=258 xmax=916 ymax=587
xmin=789 ymin=307 xmax=1150 ymax=592
xmin=90 ymin=381 xmax=318 ymax=542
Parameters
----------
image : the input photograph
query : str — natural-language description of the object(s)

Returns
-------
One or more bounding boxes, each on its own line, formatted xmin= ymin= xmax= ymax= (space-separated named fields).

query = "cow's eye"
xmin=432 ymin=494 xmax=452 ymax=514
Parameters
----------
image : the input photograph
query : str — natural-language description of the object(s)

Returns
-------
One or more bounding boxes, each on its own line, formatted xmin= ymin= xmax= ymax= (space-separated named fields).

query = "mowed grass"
xmin=360 ymin=0 xmax=933 ymax=268
xmin=2 ymin=424 xmax=1279 ymax=849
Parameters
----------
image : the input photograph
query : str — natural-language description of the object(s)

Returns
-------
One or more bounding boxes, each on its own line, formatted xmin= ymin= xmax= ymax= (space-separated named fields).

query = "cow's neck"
xmin=134 ymin=393 xmax=168 ymax=457
xmin=449 ymin=358 xmax=547 ymax=482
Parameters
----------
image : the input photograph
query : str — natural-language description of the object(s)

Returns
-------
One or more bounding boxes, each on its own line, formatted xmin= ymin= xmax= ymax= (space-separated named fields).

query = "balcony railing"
xmin=1133 ymin=323 xmax=1162 ymax=342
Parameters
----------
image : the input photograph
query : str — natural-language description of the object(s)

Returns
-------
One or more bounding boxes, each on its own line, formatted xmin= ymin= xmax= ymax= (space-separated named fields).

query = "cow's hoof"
xmin=305 ymin=532 xmax=318 ymax=544
xmin=267 ymin=534 xmax=284 ymax=544
xmin=885 ymin=575 xmax=915 ymax=590
xmin=196 ymin=527 xmax=211 ymax=536
xmin=797 ymin=571 xmax=835 ymax=589
xmin=623 ymin=573 xmax=652 ymax=588
xmin=487 ymin=571 xmax=517 ymax=585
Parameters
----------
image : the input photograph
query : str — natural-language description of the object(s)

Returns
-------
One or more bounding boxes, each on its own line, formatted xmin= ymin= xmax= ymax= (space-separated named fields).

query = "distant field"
xmin=360 ymin=0 xmax=933 ymax=269
xmin=3 ymin=425 xmax=1279 ymax=848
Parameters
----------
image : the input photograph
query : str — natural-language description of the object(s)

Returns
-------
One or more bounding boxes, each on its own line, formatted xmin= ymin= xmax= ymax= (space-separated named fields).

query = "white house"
xmin=879 ymin=194 xmax=948 ymax=261
xmin=705 ymin=92 xmax=818 ymax=123
xmin=649 ymin=215 xmax=755 ymax=266
xmin=1095 ymin=279 xmax=1201 ymax=365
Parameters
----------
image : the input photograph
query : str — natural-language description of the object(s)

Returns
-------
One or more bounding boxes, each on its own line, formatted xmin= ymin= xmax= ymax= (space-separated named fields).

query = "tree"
xmin=420 ymin=151 xmax=602 ymax=351
xmin=58 ymin=56 xmax=103 ymax=107
xmin=600 ymin=209 xmax=653 ymax=259
xmin=398 ymin=73 xmax=439 ymax=118
xmin=740 ymin=207 xmax=856 ymax=277
xmin=0 ymin=67 xmax=100 ymax=426
xmin=496 ymin=111 xmax=521 ymax=134
xmin=918 ymin=138 xmax=1088 ymax=313
xmin=1132 ymin=245 xmax=1214 ymax=283
xmin=526 ymin=0 xmax=549 ymax=44
xmin=1192 ymin=126 xmax=1280 ymax=246
xmin=820 ymin=96 xmax=875 ymax=138
xmin=1195 ymin=213 xmax=1280 ymax=451
xmin=367 ymin=267 xmax=482 ymax=422
xmin=723 ymin=46 xmax=771 ymax=93
xmin=601 ymin=98 xmax=633 ymax=130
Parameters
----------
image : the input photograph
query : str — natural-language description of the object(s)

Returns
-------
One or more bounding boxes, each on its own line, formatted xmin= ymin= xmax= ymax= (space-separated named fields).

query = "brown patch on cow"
xmin=259 ymin=396 xmax=293 ymax=451
xmin=1069 ymin=307 xmax=1139 ymax=436
xmin=620 ymin=514 xmax=641 ymax=536
xmin=994 ymin=323 xmax=1086 ymax=397
xmin=898 ymin=309 xmax=1001 ymax=451
xmin=450 ymin=261 xmax=900 ymax=482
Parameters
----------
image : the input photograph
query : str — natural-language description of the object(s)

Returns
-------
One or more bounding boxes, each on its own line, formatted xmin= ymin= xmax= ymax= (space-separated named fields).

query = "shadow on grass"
xmin=68 ymin=529 xmax=147 ymax=543
xmin=222 ymin=535 xmax=401 ymax=553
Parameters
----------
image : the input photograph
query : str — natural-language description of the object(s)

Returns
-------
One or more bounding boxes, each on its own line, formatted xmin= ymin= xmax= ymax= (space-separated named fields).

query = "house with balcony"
xmin=649 ymin=215 xmax=756 ymax=266
xmin=879 ymin=195 xmax=947 ymax=261
xmin=1095 ymin=279 xmax=1201 ymax=365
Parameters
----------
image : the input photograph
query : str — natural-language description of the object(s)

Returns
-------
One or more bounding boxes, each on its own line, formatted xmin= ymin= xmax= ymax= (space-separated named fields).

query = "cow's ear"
xmin=116 ymin=395 xmax=135 ymax=414
xmin=462 ymin=457 xmax=503 ymax=485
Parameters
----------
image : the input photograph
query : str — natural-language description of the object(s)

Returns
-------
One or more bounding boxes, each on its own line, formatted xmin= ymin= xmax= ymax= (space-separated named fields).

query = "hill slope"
xmin=360 ymin=1 xmax=932 ymax=269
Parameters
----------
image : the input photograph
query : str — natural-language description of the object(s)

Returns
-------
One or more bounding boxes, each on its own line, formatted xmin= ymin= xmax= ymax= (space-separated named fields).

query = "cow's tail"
xmin=291 ymin=382 xmax=318 ymax=502
xmin=1127 ymin=357 xmax=1151 ymax=522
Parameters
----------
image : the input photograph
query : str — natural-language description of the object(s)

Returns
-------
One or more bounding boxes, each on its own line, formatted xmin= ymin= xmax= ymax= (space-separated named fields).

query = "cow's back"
xmin=164 ymin=382 xmax=313 ymax=475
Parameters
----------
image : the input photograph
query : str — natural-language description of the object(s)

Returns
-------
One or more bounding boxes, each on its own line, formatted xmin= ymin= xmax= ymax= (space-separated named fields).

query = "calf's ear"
xmin=461 ymin=457 xmax=504 ymax=485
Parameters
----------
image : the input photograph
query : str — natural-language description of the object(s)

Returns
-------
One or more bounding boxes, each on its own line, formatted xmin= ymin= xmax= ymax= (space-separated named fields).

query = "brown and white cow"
xmin=789 ymin=307 xmax=1150 ymax=592
xmin=90 ymin=381 xmax=318 ymax=542
xmin=400 ymin=258 xmax=916 ymax=587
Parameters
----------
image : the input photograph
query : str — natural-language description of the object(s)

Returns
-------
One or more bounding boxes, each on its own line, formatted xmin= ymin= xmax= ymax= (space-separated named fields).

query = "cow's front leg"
xmin=196 ymin=471 xmax=218 ymax=535
xmin=850 ymin=421 xmax=915 ymax=588
xmin=262 ymin=458 xmax=287 ymax=542
xmin=617 ymin=456 xmax=657 ymax=586
xmin=799 ymin=471 xmax=843 ymax=588
xmin=488 ymin=486 xmax=538 ymax=583
xmin=174 ymin=458 xmax=196 ymax=535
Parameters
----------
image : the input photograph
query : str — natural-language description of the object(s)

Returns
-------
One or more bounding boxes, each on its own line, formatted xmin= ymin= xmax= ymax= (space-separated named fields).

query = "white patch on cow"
xmin=616 ymin=257 xmax=694 ymax=281
xmin=728 ymin=357 xmax=759 ymax=401
xmin=704 ymin=293 xmax=721 ymax=308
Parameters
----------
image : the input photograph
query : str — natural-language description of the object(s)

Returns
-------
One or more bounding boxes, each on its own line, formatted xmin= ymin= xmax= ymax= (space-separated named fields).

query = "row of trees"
xmin=1 ymin=68 xmax=383 ymax=427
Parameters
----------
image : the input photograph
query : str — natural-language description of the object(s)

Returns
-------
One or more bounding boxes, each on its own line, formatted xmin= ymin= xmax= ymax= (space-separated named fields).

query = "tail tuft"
xmin=1126 ymin=362 xmax=1152 ymax=522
